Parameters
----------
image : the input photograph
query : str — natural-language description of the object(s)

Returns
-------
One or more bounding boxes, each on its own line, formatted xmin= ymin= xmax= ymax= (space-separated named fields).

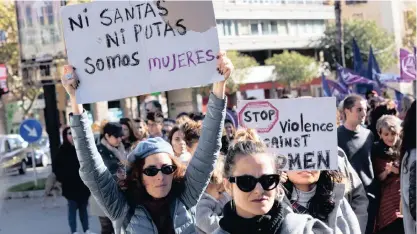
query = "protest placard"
xmin=237 ymin=97 xmax=338 ymax=171
xmin=60 ymin=1 xmax=222 ymax=104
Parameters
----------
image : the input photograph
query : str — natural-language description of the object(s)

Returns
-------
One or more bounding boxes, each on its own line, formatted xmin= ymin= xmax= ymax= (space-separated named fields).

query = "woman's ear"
xmin=223 ymin=178 xmax=232 ymax=196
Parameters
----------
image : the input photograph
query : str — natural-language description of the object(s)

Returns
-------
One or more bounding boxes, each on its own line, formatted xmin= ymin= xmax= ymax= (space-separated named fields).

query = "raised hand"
xmin=61 ymin=65 xmax=80 ymax=98
xmin=216 ymin=51 xmax=234 ymax=81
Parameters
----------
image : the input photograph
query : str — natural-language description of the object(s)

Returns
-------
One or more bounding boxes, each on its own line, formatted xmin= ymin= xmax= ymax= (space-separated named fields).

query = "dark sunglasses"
xmin=143 ymin=165 xmax=177 ymax=177
xmin=228 ymin=174 xmax=280 ymax=192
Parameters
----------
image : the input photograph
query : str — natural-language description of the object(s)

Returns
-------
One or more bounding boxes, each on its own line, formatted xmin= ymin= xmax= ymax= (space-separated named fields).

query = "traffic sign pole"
xmin=19 ymin=119 xmax=43 ymax=188
xmin=31 ymin=144 xmax=38 ymax=187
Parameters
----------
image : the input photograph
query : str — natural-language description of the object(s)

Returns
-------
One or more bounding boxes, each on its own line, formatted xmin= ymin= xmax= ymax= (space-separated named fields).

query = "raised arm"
xmin=180 ymin=52 xmax=232 ymax=208
xmin=63 ymin=65 xmax=128 ymax=220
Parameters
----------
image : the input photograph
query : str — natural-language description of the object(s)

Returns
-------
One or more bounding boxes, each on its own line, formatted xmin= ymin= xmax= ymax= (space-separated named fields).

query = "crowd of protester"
xmin=55 ymin=55 xmax=415 ymax=234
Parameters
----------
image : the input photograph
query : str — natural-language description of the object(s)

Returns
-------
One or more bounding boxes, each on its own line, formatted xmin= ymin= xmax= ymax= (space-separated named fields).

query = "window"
xmin=46 ymin=5 xmax=54 ymax=25
xmin=250 ymin=21 xmax=259 ymax=35
xmin=261 ymin=21 xmax=269 ymax=35
xmin=216 ymin=20 xmax=224 ymax=36
xmin=288 ymin=20 xmax=297 ymax=35
xmin=223 ymin=20 xmax=232 ymax=36
xmin=25 ymin=6 xmax=33 ymax=27
xmin=270 ymin=21 xmax=278 ymax=34
xmin=277 ymin=20 xmax=288 ymax=35
xmin=7 ymin=138 xmax=21 ymax=151
xmin=238 ymin=21 xmax=251 ymax=35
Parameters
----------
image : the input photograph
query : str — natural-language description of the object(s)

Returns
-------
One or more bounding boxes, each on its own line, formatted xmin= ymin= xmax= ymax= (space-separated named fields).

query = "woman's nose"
xmin=252 ymin=182 xmax=264 ymax=194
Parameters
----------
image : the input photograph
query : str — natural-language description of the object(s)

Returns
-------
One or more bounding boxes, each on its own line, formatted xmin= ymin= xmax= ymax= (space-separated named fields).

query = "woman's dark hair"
xmin=180 ymin=120 xmax=202 ymax=148
xmin=400 ymin=101 xmax=416 ymax=172
xmin=100 ymin=122 xmax=123 ymax=140
xmin=284 ymin=170 xmax=343 ymax=222
xmin=62 ymin=127 xmax=71 ymax=145
xmin=369 ymin=101 xmax=398 ymax=136
xmin=168 ymin=126 xmax=180 ymax=145
xmin=118 ymin=154 xmax=186 ymax=205
xmin=120 ymin=118 xmax=139 ymax=143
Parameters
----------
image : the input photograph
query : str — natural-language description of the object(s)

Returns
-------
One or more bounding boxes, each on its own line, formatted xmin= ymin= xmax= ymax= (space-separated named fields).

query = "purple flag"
xmin=336 ymin=64 xmax=376 ymax=85
xmin=374 ymin=72 xmax=415 ymax=83
xmin=327 ymin=79 xmax=349 ymax=94
xmin=400 ymin=48 xmax=416 ymax=81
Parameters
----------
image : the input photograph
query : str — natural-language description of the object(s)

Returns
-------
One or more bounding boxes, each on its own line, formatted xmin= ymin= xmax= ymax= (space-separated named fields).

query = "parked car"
xmin=0 ymin=135 xmax=29 ymax=174
xmin=26 ymin=136 xmax=51 ymax=167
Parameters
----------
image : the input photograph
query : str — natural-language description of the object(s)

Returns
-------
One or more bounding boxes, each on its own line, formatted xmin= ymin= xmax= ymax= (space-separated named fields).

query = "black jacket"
xmin=55 ymin=143 xmax=90 ymax=202
xmin=96 ymin=143 xmax=121 ymax=175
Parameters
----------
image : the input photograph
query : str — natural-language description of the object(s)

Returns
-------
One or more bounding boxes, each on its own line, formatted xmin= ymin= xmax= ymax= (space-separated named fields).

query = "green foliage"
xmin=265 ymin=51 xmax=318 ymax=87
xmin=403 ymin=8 xmax=416 ymax=50
xmin=8 ymin=178 xmax=47 ymax=192
xmin=0 ymin=2 xmax=19 ymax=69
xmin=225 ymin=51 xmax=259 ymax=94
xmin=318 ymin=19 xmax=396 ymax=71
xmin=0 ymin=2 xmax=42 ymax=117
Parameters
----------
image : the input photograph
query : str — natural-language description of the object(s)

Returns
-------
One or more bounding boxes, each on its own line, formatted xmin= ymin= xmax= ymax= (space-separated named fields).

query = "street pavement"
xmin=0 ymin=196 xmax=100 ymax=234
xmin=0 ymin=166 xmax=100 ymax=233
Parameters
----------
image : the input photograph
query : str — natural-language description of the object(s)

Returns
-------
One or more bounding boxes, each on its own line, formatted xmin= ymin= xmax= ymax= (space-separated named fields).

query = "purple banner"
xmin=337 ymin=64 xmax=376 ymax=85
xmin=400 ymin=48 xmax=416 ymax=81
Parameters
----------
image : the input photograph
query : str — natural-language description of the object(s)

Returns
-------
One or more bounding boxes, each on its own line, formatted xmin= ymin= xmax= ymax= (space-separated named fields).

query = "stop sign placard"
xmin=238 ymin=101 xmax=279 ymax=133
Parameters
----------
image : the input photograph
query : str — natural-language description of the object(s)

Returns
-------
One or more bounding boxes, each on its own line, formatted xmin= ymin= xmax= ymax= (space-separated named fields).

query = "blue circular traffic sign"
xmin=19 ymin=119 xmax=43 ymax=143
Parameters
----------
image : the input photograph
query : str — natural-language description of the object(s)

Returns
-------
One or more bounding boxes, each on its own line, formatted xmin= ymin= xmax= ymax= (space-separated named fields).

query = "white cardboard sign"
xmin=60 ymin=1 xmax=222 ymax=104
xmin=237 ymin=97 xmax=338 ymax=171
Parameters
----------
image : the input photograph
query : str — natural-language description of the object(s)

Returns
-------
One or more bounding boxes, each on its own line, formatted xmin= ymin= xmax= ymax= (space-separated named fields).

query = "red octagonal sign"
xmin=238 ymin=101 xmax=279 ymax=133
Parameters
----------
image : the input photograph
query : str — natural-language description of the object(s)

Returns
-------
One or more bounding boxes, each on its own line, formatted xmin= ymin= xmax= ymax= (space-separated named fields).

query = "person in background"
xmin=163 ymin=118 xmax=175 ymax=141
xmin=55 ymin=127 xmax=95 ymax=234
xmin=400 ymin=101 xmax=416 ymax=234
xmin=372 ymin=115 xmax=403 ymax=234
xmin=366 ymin=90 xmax=378 ymax=101
xmin=284 ymin=170 xmax=361 ymax=233
xmin=399 ymin=95 xmax=415 ymax=120
xmin=213 ymin=129 xmax=333 ymax=234
xmin=119 ymin=118 xmax=139 ymax=152
xmin=147 ymin=111 xmax=164 ymax=138
xmin=180 ymin=120 xmax=202 ymax=164
xmin=196 ymin=154 xmax=231 ymax=234
xmin=337 ymin=94 xmax=377 ymax=234
xmin=368 ymin=100 xmax=398 ymax=136
xmin=337 ymin=147 xmax=369 ymax=233
xmin=92 ymin=122 xmax=126 ymax=234
xmin=167 ymin=126 xmax=187 ymax=158
xmin=145 ymin=100 xmax=162 ymax=115
xmin=176 ymin=114 xmax=192 ymax=126
xmin=191 ymin=113 xmax=205 ymax=124
xmin=133 ymin=118 xmax=149 ymax=142
xmin=221 ymin=119 xmax=235 ymax=155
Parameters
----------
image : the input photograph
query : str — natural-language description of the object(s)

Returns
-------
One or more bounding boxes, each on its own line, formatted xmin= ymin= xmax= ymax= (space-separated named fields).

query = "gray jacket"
xmin=213 ymin=196 xmax=334 ymax=234
xmin=401 ymin=149 xmax=416 ymax=234
xmin=338 ymin=147 xmax=369 ymax=233
xmin=196 ymin=192 xmax=231 ymax=234
xmin=70 ymin=93 xmax=226 ymax=234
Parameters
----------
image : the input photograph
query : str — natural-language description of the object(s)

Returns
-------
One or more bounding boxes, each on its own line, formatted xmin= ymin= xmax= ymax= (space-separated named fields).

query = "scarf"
xmin=142 ymin=193 xmax=175 ymax=234
xmin=100 ymin=138 xmax=127 ymax=162
xmin=219 ymin=200 xmax=284 ymax=234
xmin=373 ymin=140 xmax=401 ymax=161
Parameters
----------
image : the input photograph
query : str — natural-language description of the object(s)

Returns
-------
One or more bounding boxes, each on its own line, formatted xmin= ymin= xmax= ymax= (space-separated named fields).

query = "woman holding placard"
xmin=61 ymin=52 xmax=232 ymax=234
xmin=213 ymin=129 xmax=334 ymax=234
xmin=283 ymin=170 xmax=361 ymax=233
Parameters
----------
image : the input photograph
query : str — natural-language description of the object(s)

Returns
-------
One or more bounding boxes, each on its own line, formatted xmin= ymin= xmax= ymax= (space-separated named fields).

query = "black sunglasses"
xmin=143 ymin=165 xmax=177 ymax=177
xmin=228 ymin=174 xmax=280 ymax=192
